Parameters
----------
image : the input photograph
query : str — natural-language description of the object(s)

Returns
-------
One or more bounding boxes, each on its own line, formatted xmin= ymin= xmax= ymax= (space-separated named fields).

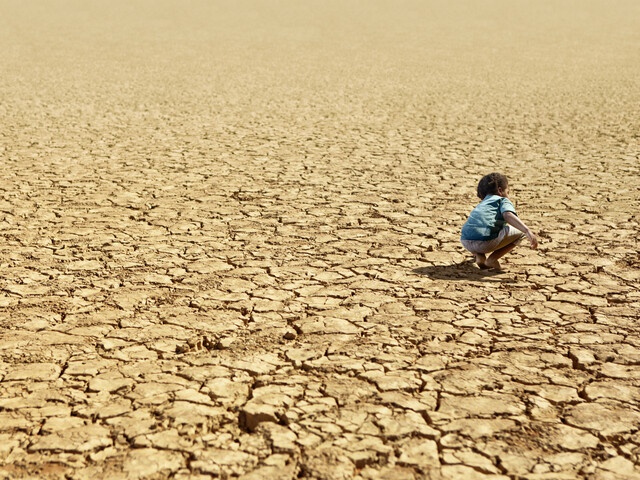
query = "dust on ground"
xmin=1 ymin=1 xmax=639 ymax=479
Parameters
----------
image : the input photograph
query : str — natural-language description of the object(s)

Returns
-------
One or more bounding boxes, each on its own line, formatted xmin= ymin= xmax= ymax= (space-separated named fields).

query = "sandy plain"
xmin=0 ymin=0 xmax=639 ymax=478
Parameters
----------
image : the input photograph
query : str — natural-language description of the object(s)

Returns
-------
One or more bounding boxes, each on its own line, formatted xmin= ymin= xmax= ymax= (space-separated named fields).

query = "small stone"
xmin=283 ymin=330 xmax=297 ymax=340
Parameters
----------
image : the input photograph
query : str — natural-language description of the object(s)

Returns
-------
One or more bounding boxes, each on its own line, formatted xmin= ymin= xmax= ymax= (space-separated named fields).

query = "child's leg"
xmin=486 ymin=226 xmax=525 ymax=270
xmin=475 ymin=252 xmax=488 ymax=269
xmin=461 ymin=239 xmax=490 ymax=268
xmin=485 ymin=242 xmax=518 ymax=270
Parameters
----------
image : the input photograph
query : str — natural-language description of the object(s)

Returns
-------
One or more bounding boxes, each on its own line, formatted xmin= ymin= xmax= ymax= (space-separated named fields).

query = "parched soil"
xmin=0 ymin=1 xmax=639 ymax=479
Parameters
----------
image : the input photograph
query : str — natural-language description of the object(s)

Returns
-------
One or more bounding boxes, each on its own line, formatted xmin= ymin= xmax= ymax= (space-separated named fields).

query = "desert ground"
xmin=0 ymin=0 xmax=639 ymax=478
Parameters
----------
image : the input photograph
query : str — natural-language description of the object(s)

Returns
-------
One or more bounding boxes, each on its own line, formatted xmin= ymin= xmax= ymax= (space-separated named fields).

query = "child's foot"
xmin=485 ymin=258 xmax=505 ymax=271
xmin=475 ymin=253 xmax=488 ymax=269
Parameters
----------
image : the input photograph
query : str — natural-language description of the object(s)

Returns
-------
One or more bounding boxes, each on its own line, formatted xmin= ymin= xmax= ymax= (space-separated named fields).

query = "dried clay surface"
xmin=1 ymin=1 xmax=639 ymax=479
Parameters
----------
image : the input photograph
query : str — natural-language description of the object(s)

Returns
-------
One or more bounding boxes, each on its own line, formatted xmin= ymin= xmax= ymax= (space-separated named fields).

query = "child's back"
xmin=461 ymin=194 xmax=517 ymax=242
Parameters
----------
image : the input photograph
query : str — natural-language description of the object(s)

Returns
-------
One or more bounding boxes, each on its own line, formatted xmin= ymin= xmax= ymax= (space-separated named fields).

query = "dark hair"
xmin=477 ymin=173 xmax=508 ymax=199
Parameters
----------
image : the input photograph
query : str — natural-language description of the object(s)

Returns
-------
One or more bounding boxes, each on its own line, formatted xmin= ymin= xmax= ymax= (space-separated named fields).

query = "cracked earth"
xmin=1 ymin=1 xmax=639 ymax=479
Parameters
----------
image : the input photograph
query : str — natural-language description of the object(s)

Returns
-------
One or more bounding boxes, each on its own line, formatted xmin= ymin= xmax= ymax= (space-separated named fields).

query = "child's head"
xmin=477 ymin=173 xmax=509 ymax=199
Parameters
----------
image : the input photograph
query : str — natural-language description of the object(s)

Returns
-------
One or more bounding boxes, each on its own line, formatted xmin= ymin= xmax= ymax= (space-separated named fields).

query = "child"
xmin=461 ymin=173 xmax=538 ymax=270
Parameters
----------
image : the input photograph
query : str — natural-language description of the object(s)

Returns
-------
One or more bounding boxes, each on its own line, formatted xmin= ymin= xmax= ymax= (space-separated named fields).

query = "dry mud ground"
xmin=1 ymin=1 xmax=639 ymax=479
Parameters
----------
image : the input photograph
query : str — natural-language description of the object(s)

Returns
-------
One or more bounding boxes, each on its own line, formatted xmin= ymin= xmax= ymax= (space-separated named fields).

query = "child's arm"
xmin=503 ymin=212 xmax=538 ymax=250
